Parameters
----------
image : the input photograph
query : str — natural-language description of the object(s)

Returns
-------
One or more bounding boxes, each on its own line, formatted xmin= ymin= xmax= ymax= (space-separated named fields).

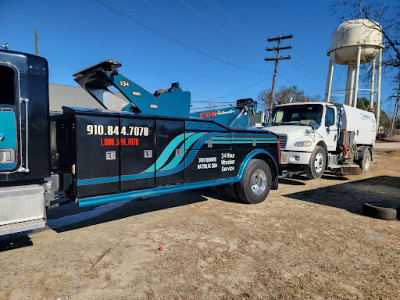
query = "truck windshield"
xmin=268 ymin=104 xmax=323 ymax=127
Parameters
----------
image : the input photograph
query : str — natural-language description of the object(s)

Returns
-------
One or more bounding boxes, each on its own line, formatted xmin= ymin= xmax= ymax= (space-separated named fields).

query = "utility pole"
xmin=35 ymin=28 xmax=38 ymax=56
xmin=390 ymin=84 xmax=400 ymax=136
xmin=264 ymin=34 xmax=293 ymax=117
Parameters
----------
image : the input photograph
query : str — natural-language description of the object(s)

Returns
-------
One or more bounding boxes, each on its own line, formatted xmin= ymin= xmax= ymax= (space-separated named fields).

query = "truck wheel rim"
xmin=314 ymin=153 xmax=324 ymax=173
xmin=250 ymin=169 xmax=267 ymax=195
xmin=364 ymin=154 xmax=371 ymax=170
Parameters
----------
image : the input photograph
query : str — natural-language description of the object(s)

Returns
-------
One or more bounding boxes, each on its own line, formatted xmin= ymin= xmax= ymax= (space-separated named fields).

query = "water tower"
xmin=324 ymin=19 xmax=384 ymax=126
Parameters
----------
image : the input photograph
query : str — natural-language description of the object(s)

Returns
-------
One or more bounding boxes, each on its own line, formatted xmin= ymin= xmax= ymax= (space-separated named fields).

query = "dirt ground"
xmin=1 ymin=151 xmax=399 ymax=300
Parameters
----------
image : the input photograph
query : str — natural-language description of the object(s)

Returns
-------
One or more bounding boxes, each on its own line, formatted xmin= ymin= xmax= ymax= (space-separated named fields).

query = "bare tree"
xmin=257 ymin=89 xmax=273 ymax=111
xmin=258 ymin=86 xmax=305 ymax=112
xmin=332 ymin=0 xmax=400 ymax=132
xmin=332 ymin=0 xmax=400 ymax=78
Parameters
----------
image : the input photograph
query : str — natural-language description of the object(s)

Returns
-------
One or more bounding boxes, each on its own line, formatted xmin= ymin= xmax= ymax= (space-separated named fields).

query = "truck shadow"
xmin=0 ymin=190 xmax=208 ymax=251
xmin=47 ymin=189 xmax=208 ymax=233
xmin=0 ymin=234 xmax=33 ymax=252
xmin=284 ymin=175 xmax=400 ymax=215
xmin=278 ymin=172 xmax=349 ymax=186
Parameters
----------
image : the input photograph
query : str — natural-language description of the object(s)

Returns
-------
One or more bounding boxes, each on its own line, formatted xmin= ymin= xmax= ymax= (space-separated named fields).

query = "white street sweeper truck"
xmin=265 ymin=101 xmax=376 ymax=178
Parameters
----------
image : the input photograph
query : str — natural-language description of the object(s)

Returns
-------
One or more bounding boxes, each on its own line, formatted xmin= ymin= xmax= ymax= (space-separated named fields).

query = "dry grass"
xmin=0 ymin=151 xmax=399 ymax=299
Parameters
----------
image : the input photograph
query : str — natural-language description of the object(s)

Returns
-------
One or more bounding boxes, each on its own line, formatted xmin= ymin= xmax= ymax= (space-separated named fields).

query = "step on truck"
xmin=0 ymin=48 xmax=281 ymax=236
xmin=265 ymin=101 xmax=376 ymax=178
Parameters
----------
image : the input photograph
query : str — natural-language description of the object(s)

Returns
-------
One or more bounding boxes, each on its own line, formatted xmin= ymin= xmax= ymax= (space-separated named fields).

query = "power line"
xmin=276 ymin=71 xmax=297 ymax=86
xmin=93 ymin=0 xmax=267 ymax=74
xmin=180 ymin=0 xmax=232 ymax=37
xmin=289 ymin=61 xmax=319 ymax=83
xmin=205 ymin=0 xmax=259 ymax=41
xmin=193 ymin=75 xmax=268 ymax=102
xmin=140 ymin=0 xmax=179 ymax=22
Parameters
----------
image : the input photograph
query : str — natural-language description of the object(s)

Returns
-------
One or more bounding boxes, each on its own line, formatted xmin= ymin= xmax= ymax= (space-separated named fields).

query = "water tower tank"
xmin=327 ymin=19 xmax=384 ymax=65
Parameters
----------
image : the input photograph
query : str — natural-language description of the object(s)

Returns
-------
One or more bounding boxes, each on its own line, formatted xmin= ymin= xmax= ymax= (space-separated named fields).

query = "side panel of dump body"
xmin=234 ymin=130 xmax=281 ymax=180
xmin=0 ymin=50 xmax=50 ymax=182
xmin=120 ymin=116 xmax=155 ymax=191
xmin=75 ymin=112 xmax=120 ymax=198
xmin=57 ymin=107 xmax=279 ymax=206
xmin=155 ymin=119 xmax=185 ymax=187
xmin=184 ymin=120 xmax=233 ymax=183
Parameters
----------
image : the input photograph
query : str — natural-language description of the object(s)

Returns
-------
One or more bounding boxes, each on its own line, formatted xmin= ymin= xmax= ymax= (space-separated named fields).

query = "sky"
xmin=0 ymin=0 xmax=397 ymax=113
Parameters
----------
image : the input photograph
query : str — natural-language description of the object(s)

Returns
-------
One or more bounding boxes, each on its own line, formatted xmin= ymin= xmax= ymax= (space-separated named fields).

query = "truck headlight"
xmin=294 ymin=141 xmax=312 ymax=147
xmin=0 ymin=149 xmax=15 ymax=163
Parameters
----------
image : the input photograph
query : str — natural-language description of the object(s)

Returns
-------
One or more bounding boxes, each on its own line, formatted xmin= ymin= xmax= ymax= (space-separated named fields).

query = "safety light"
xmin=71 ymin=164 xmax=76 ymax=175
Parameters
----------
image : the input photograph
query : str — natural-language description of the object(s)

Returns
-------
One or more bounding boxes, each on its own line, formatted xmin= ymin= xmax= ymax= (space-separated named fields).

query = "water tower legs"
xmin=353 ymin=46 xmax=362 ymax=107
xmin=370 ymin=58 xmax=376 ymax=110
xmin=376 ymin=48 xmax=382 ymax=128
xmin=347 ymin=65 xmax=356 ymax=106
xmin=325 ymin=52 xmax=335 ymax=102
xmin=345 ymin=65 xmax=352 ymax=105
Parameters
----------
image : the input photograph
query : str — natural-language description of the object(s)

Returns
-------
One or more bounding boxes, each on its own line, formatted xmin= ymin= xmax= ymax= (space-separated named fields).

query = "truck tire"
xmin=363 ymin=202 xmax=398 ymax=220
xmin=359 ymin=149 xmax=371 ymax=173
xmin=305 ymin=146 xmax=326 ymax=179
xmin=226 ymin=184 xmax=239 ymax=201
xmin=235 ymin=159 xmax=271 ymax=204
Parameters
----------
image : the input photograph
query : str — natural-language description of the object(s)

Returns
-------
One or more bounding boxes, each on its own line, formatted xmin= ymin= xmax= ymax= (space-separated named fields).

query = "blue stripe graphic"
xmin=160 ymin=132 xmax=206 ymax=171
xmin=78 ymin=149 xmax=278 ymax=207
xmin=120 ymin=172 xmax=154 ymax=181
xmin=143 ymin=132 xmax=190 ymax=172
xmin=78 ymin=132 xmax=278 ymax=185
xmin=77 ymin=176 xmax=120 ymax=186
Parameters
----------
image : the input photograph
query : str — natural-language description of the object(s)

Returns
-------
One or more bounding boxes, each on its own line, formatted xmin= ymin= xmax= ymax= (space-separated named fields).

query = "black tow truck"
xmin=0 ymin=48 xmax=280 ymax=236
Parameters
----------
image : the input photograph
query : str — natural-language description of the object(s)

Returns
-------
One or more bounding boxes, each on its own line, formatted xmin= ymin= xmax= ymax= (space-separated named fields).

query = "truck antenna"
xmin=0 ymin=43 xmax=8 ymax=50
xmin=35 ymin=28 xmax=39 ymax=56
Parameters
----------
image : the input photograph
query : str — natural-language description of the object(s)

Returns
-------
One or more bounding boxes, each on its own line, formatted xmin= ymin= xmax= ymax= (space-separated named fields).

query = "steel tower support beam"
xmin=324 ymin=52 xmax=335 ymax=102
xmin=353 ymin=46 xmax=362 ymax=107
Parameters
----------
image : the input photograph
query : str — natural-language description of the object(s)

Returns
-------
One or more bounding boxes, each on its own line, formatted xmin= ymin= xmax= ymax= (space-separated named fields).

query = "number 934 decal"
xmin=119 ymin=80 xmax=130 ymax=87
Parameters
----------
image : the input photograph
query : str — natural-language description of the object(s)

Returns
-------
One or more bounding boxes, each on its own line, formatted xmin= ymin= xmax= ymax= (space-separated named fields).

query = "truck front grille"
xmin=278 ymin=135 xmax=287 ymax=148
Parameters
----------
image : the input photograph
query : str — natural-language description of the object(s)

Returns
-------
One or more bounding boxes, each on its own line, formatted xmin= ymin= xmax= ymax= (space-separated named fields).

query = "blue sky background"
xmin=0 ymin=0 xmax=397 ymax=113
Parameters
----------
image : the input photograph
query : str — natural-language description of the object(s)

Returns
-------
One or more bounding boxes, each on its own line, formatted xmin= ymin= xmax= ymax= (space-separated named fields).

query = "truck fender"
xmin=240 ymin=149 xmax=279 ymax=188
xmin=357 ymin=146 xmax=373 ymax=162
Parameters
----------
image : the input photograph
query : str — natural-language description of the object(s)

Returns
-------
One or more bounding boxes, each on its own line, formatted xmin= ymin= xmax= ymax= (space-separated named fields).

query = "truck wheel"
xmin=305 ymin=146 xmax=326 ymax=179
xmin=363 ymin=202 xmax=398 ymax=220
xmin=226 ymin=184 xmax=239 ymax=201
xmin=236 ymin=159 xmax=271 ymax=204
xmin=359 ymin=149 xmax=371 ymax=173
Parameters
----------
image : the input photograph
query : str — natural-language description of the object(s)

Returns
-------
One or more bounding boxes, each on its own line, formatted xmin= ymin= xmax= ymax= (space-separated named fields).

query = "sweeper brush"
xmin=332 ymin=165 xmax=362 ymax=176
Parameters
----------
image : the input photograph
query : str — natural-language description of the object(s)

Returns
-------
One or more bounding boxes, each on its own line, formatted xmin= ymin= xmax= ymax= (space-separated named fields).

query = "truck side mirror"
xmin=311 ymin=123 xmax=319 ymax=130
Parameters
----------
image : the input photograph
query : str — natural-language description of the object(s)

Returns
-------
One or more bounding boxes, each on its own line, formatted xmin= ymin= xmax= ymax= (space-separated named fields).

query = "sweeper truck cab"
xmin=266 ymin=101 xmax=376 ymax=178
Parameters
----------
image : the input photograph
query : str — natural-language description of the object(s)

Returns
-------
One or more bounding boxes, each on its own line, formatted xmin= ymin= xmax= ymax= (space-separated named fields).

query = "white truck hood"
xmin=265 ymin=125 xmax=311 ymax=135
xmin=264 ymin=125 xmax=314 ymax=151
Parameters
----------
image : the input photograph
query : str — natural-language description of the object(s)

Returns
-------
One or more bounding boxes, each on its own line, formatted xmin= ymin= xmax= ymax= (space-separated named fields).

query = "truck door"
xmin=155 ymin=119 xmax=185 ymax=187
xmin=324 ymin=106 xmax=337 ymax=151
xmin=75 ymin=113 xmax=120 ymax=198
xmin=0 ymin=65 xmax=18 ymax=172
xmin=120 ymin=117 xmax=155 ymax=191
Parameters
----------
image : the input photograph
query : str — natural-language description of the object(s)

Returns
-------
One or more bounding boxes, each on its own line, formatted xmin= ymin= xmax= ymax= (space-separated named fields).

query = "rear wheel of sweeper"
xmin=235 ymin=159 xmax=272 ymax=204
xmin=359 ymin=149 xmax=371 ymax=173
xmin=305 ymin=146 xmax=326 ymax=179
